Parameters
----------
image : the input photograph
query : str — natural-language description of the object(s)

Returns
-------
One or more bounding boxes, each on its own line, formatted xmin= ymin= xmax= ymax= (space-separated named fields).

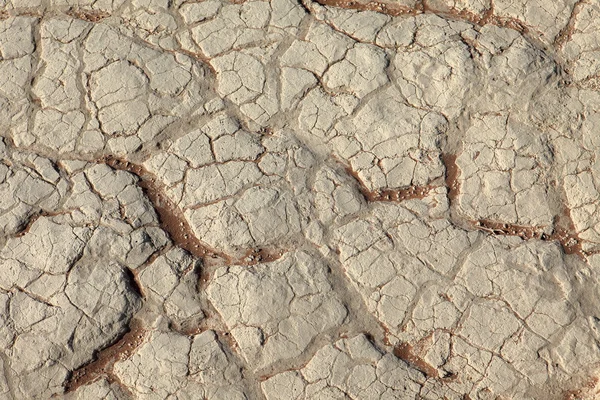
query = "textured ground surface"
xmin=1 ymin=0 xmax=600 ymax=399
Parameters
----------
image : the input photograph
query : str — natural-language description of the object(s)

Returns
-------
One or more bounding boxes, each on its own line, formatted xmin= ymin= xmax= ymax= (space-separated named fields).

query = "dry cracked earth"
xmin=3 ymin=0 xmax=600 ymax=399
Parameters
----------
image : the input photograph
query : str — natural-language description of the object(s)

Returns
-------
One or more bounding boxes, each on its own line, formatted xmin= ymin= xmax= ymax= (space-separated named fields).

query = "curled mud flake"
xmin=393 ymin=342 xmax=439 ymax=379
xmin=65 ymin=319 xmax=148 ymax=393
xmin=66 ymin=9 xmax=110 ymax=23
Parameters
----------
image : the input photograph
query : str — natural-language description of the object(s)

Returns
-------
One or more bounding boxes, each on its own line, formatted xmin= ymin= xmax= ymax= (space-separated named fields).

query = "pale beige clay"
xmin=0 ymin=0 xmax=599 ymax=399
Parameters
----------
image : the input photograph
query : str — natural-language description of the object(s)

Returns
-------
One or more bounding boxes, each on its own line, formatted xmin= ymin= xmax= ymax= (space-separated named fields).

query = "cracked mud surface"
xmin=2 ymin=0 xmax=600 ymax=399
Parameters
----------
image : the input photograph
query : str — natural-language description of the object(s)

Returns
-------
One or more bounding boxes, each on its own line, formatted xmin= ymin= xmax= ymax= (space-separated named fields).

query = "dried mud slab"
xmin=1 ymin=0 xmax=600 ymax=399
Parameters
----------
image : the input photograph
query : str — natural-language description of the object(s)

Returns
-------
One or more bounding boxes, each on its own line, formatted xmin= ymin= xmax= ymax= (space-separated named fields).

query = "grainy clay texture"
xmin=2 ymin=0 xmax=600 ymax=399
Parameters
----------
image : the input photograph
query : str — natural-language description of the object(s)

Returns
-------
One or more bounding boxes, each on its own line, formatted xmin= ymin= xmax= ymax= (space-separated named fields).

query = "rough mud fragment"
xmin=2 ymin=0 xmax=600 ymax=399
xmin=206 ymin=250 xmax=348 ymax=371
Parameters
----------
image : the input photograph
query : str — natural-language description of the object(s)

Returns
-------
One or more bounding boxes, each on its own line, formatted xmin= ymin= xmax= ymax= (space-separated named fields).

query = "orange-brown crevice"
xmin=236 ymin=247 xmax=285 ymax=266
xmin=441 ymin=153 xmax=460 ymax=204
xmin=393 ymin=342 xmax=439 ymax=379
xmin=66 ymin=8 xmax=110 ymax=22
xmin=554 ymin=0 xmax=587 ymax=50
xmin=64 ymin=319 xmax=147 ymax=393
xmin=14 ymin=209 xmax=74 ymax=237
xmin=312 ymin=0 xmax=534 ymax=36
xmin=102 ymin=155 xmax=229 ymax=261
xmin=563 ymin=375 xmax=600 ymax=400
xmin=440 ymin=153 xmax=585 ymax=257
xmin=472 ymin=216 xmax=583 ymax=257
xmin=343 ymin=164 xmax=436 ymax=203
xmin=382 ymin=323 xmax=441 ymax=380
xmin=472 ymin=219 xmax=548 ymax=240
xmin=312 ymin=0 xmax=424 ymax=16
xmin=101 ymin=156 xmax=284 ymax=266
xmin=554 ymin=207 xmax=585 ymax=256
